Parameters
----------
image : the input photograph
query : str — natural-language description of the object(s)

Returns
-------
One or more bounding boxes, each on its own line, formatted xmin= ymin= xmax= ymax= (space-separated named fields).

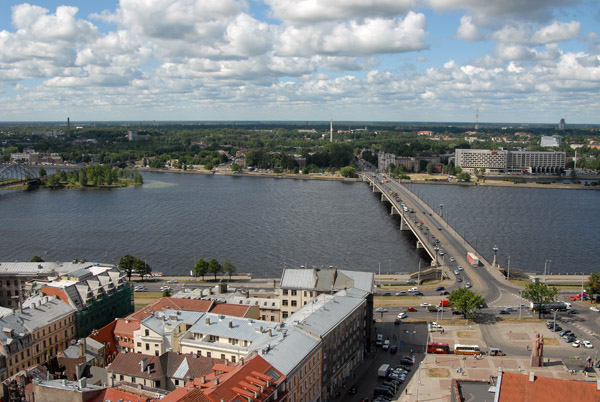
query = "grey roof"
xmin=250 ymin=325 xmax=320 ymax=376
xmin=185 ymin=313 xmax=278 ymax=343
xmin=0 ymin=307 xmax=12 ymax=318
xmin=0 ymin=261 xmax=114 ymax=276
xmin=142 ymin=309 xmax=205 ymax=336
xmin=285 ymin=288 xmax=368 ymax=338
xmin=280 ymin=268 xmax=374 ymax=294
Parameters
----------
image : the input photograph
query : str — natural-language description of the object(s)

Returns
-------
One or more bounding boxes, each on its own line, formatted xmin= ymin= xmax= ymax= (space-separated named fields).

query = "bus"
xmin=530 ymin=302 xmax=568 ymax=313
xmin=427 ymin=342 xmax=450 ymax=354
xmin=453 ymin=344 xmax=481 ymax=355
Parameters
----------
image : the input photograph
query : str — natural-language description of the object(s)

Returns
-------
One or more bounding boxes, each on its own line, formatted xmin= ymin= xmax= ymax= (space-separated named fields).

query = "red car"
xmin=407 ymin=306 xmax=417 ymax=312
xmin=570 ymin=296 xmax=576 ymax=301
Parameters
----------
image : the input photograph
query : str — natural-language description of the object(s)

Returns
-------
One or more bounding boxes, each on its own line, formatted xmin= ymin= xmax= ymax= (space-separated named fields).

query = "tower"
xmin=67 ymin=117 xmax=71 ymax=137
xmin=558 ymin=118 xmax=566 ymax=130
xmin=330 ymin=119 xmax=333 ymax=142
xmin=475 ymin=108 xmax=479 ymax=131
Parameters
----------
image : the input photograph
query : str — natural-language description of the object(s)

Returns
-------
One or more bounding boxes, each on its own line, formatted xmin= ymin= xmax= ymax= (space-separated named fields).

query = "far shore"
xmin=32 ymin=163 xmax=599 ymax=190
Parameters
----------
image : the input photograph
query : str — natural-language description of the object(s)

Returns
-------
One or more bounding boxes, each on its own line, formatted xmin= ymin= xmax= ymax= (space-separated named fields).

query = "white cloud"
xmin=276 ymin=13 xmax=428 ymax=57
xmin=456 ymin=15 xmax=483 ymax=41
xmin=531 ymin=21 xmax=580 ymax=44
xmin=265 ymin=0 xmax=416 ymax=24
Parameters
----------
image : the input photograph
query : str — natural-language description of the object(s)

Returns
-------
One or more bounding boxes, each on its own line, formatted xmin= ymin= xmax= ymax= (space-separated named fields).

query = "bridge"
xmin=0 ymin=163 xmax=42 ymax=188
xmin=363 ymin=172 xmax=502 ymax=295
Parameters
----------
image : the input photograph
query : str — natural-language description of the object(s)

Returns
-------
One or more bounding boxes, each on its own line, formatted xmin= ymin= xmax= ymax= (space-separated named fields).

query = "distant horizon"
xmin=0 ymin=1 xmax=598 ymax=123
xmin=1 ymin=119 xmax=598 ymax=128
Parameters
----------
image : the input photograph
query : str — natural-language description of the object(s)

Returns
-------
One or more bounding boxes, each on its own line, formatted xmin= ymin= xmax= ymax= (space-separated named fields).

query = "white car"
xmin=167 ymin=280 xmax=178 ymax=284
xmin=408 ymin=287 xmax=418 ymax=292
xmin=383 ymin=340 xmax=390 ymax=350
xmin=420 ymin=302 xmax=431 ymax=307
xmin=134 ymin=285 xmax=146 ymax=292
xmin=397 ymin=312 xmax=407 ymax=319
xmin=375 ymin=307 xmax=389 ymax=312
xmin=583 ymin=340 xmax=594 ymax=349
xmin=429 ymin=322 xmax=442 ymax=328
xmin=589 ymin=306 xmax=599 ymax=312
xmin=160 ymin=286 xmax=172 ymax=291
xmin=572 ymin=340 xmax=581 ymax=348
xmin=449 ymin=257 xmax=455 ymax=262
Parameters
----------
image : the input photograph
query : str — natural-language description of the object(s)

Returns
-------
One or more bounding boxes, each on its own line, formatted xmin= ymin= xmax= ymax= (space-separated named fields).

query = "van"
xmin=489 ymin=348 xmax=506 ymax=356
xmin=408 ymin=287 xmax=418 ymax=292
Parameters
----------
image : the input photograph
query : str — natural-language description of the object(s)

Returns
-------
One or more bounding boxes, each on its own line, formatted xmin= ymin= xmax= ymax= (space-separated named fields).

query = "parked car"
xmin=564 ymin=336 xmax=576 ymax=343
xmin=429 ymin=321 xmax=442 ymax=328
xmin=584 ymin=341 xmax=594 ymax=348
xmin=383 ymin=340 xmax=390 ymax=350
xmin=454 ymin=270 xmax=460 ymax=275
xmin=552 ymin=326 xmax=563 ymax=332
xmin=569 ymin=296 xmax=576 ymax=301
xmin=348 ymin=385 xmax=358 ymax=395
xmin=559 ymin=329 xmax=572 ymax=337
xmin=465 ymin=283 xmax=472 ymax=289
xmin=572 ymin=340 xmax=581 ymax=348
xmin=449 ymin=257 xmax=455 ymax=262
xmin=456 ymin=277 xmax=463 ymax=282
xmin=457 ymin=265 xmax=464 ymax=271
xmin=390 ymin=345 xmax=398 ymax=354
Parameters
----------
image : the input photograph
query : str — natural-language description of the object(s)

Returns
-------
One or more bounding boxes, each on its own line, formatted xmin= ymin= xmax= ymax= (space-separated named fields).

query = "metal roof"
xmin=280 ymin=268 xmax=374 ymax=294
xmin=280 ymin=268 xmax=317 ymax=289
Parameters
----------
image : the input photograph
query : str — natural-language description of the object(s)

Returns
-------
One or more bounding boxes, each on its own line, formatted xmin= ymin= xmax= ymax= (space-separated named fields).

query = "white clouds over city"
xmin=0 ymin=0 xmax=598 ymax=122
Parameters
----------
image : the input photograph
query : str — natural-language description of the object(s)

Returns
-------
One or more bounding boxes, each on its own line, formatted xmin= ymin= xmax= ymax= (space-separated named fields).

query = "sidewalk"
xmin=395 ymin=321 xmax=597 ymax=402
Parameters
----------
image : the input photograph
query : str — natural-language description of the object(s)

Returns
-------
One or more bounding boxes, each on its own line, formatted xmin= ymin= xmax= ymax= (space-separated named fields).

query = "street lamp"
xmin=507 ymin=256 xmax=511 ymax=281
xmin=439 ymin=203 xmax=444 ymax=218
xmin=434 ymin=246 xmax=439 ymax=267
xmin=544 ymin=259 xmax=552 ymax=283
xmin=492 ymin=245 xmax=498 ymax=268
xmin=519 ymin=290 xmax=523 ymax=320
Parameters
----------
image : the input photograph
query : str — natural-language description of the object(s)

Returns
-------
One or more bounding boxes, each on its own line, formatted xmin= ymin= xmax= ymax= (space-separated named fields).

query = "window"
xmin=145 ymin=329 xmax=149 ymax=336
xmin=221 ymin=354 xmax=226 ymax=359
xmin=145 ymin=344 xmax=150 ymax=351
xmin=175 ymin=380 xmax=179 ymax=385
xmin=231 ymin=356 xmax=236 ymax=363
xmin=291 ymin=290 xmax=297 ymax=296
xmin=282 ymin=312 xmax=288 ymax=318
xmin=206 ymin=352 xmax=211 ymax=357
xmin=291 ymin=300 xmax=297 ymax=307
xmin=304 ymin=291 xmax=307 ymax=297
xmin=282 ymin=300 xmax=288 ymax=306
xmin=155 ymin=351 xmax=159 ymax=356
xmin=282 ymin=290 xmax=288 ymax=295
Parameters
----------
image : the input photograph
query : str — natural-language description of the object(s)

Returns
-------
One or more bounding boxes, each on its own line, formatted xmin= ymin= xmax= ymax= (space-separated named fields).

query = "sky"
xmin=0 ymin=0 xmax=599 ymax=123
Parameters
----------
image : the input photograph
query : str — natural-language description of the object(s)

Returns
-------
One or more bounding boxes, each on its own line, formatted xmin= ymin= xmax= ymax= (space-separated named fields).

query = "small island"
xmin=39 ymin=165 xmax=143 ymax=189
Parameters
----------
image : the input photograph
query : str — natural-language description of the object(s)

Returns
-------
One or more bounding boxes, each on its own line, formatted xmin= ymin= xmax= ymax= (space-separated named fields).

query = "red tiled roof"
xmin=210 ymin=304 xmax=251 ymax=317
xmin=107 ymin=352 xmax=219 ymax=381
xmin=129 ymin=298 xmax=213 ymax=321
xmin=89 ymin=320 xmax=118 ymax=363
xmin=498 ymin=371 xmax=599 ymax=402
xmin=87 ymin=387 xmax=152 ymax=402
xmin=162 ymin=388 xmax=211 ymax=402
xmin=114 ymin=317 xmax=141 ymax=338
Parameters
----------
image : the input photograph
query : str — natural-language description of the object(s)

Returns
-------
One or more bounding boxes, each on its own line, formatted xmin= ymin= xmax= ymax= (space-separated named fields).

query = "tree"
xmin=162 ymin=289 xmax=172 ymax=297
xmin=231 ymin=163 xmax=242 ymax=173
xmin=208 ymin=258 xmax=221 ymax=280
xmin=30 ymin=256 xmax=45 ymax=262
xmin=79 ymin=169 xmax=88 ymax=186
xmin=118 ymin=254 xmax=136 ymax=281
xmin=585 ymin=273 xmax=600 ymax=297
xmin=222 ymin=260 xmax=237 ymax=280
xmin=456 ymin=172 xmax=471 ymax=182
xmin=38 ymin=168 xmax=47 ymax=177
xmin=134 ymin=258 xmax=152 ymax=281
xmin=340 ymin=166 xmax=356 ymax=178
xmin=426 ymin=163 xmax=434 ymax=174
xmin=522 ymin=282 xmax=559 ymax=318
xmin=448 ymin=288 xmax=486 ymax=319
xmin=194 ymin=259 xmax=209 ymax=280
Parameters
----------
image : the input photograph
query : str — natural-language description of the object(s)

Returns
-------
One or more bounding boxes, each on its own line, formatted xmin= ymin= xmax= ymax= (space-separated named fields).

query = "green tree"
xmin=194 ymin=259 xmax=209 ymax=280
xmin=448 ymin=288 xmax=486 ymax=319
xmin=162 ymin=289 xmax=172 ymax=297
xmin=134 ymin=172 xmax=144 ymax=185
xmin=134 ymin=258 xmax=152 ymax=281
xmin=522 ymin=282 xmax=559 ymax=318
xmin=340 ymin=166 xmax=356 ymax=178
xmin=208 ymin=258 xmax=221 ymax=280
xmin=30 ymin=256 xmax=45 ymax=262
xmin=204 ymin=162 xmax=213 ymax=170
xmin=585 ymin=272 xmax=600 ymax=296
xmin=38 ymin=168 xmax=47 ymax=177
xmin=79 ymin=169 xmax=88 ymax=186
xmin=118 ymin=254 xmax=136 ymax=281
xmin=426 ymin=163 xmax=434 ymax=174
xmin=231 ymin=163 xmax=242 ymax=173
xmin=456 ymin=172 xmax=471 ymax=182
xmin=222 ymin=260 xmax=237 ymax=280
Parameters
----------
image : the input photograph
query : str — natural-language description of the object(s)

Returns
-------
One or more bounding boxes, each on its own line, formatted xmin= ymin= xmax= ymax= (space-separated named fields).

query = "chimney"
xmin=240 ymin=357 xmax=244 ymax=365
xmin=213 ymin=378 xmax=219 ymax=385
xmin=78 ymin=378 xmax=87 ymax=389
xmin=78 ymin=339 xmax=85 ymax=358
xmin=206 ymin=317 xmax=210 ymax=325
xmin=229 ymin=321 xmax=233 ymax=329
xmin=140 ymin=357 xmax=148 ymax=373
xmin=201 ymin=376 xmax=206 ymax=384
xmin=529 ymin=372 xmax=535 ymax=382
xmin=268 ymin=329 xmax=272 ymax=337
xmin=109 ymin=376 xmax=114 ymax=387
xmin=245 ymin=291 xmax=249 ymax=298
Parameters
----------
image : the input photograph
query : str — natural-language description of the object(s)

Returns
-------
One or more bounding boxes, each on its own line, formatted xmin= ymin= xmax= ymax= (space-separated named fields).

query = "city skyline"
xmin=0 ymin=0 xmax=599 ymax=123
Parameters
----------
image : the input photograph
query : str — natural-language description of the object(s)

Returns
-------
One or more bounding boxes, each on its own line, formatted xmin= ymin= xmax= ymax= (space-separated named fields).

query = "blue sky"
xmin=0 ymin=0 xmax=599 ymax=123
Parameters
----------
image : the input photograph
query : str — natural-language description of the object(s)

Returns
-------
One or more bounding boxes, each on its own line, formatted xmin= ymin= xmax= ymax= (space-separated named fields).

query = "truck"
xmin=466 ymin=252 xmax=479 ymax=267
xmin=378 ymin=364 xmax=391 ymax=378
xmin=439 ymin=300 xmax=449 ymax=308
xmin=530 ymin=302 xmax=568 ymax=313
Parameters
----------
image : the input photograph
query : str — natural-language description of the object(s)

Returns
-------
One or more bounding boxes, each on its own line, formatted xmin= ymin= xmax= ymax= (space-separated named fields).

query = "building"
xmin=278 ymin=267 xmax=374 ymax=320
xmin=559 ymin=118 xmax=566 ymax=130
xmin=455 ymin=149 xmax=566 ymax=174
xmin=250 ymin=325 xmax=322 ymax=402
xmin=40 ymin=265 xmax=133 ymax=338
xmin=493 ymin=369 xmax=599 ymax=401
xmin=107 ymin=351 xmax=218 ymax=391
xmin=0 ymin=297 xmax=76 ymax=381
xmin=0 ymin=261 xmax=102 ymax=309
xmin=56 ymin=338 xmax=106 ymax=380
xmin=377 ymin=152 xmax=441 ymax=173
xmin=285 ymin=288 xmax=371 ymax=400
xmin=185 ymin=355 xmax=286 ymax=402
xmin=540 ymin=135 xmax=561 ymax=147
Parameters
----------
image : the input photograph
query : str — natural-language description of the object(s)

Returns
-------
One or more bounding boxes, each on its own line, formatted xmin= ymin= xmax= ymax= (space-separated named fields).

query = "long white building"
xmin=455 ymin=149 xmax=565 ymax=174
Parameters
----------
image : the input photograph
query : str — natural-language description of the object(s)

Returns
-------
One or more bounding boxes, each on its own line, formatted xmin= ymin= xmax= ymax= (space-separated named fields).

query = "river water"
xmin=1 ymin=172 xmax=598 ymax=277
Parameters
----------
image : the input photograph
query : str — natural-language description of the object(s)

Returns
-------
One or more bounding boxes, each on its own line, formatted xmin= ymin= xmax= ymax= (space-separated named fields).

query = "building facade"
xmin=455 ymin=149 xmax=566 ymax=174
xmin=0 ymin=297 xmax=76 ymax=381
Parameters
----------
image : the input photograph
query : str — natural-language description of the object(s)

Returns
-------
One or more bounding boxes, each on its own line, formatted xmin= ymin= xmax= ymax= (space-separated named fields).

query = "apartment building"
xmin=0 ymin=297 xmax=76 ymax=381
xmin=455 ymin=149 xmax=566 ymax=174
xmin=278 ymin=267 xmax=374 ymax=320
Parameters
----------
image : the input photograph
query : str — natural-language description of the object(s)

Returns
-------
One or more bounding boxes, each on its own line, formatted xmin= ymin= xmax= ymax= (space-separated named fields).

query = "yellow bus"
xmin=453 ymin=344 xmax=480 ymax=355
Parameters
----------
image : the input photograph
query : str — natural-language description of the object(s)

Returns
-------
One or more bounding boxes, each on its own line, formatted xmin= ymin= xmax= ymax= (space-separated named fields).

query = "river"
xmin=1 ymin=172 xmax=597 ymax=277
